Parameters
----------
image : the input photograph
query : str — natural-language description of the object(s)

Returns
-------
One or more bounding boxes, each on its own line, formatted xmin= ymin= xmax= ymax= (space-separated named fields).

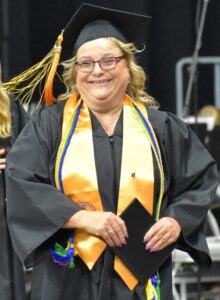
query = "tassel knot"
xmin=49 ymin=235 xmax=76 ymax=269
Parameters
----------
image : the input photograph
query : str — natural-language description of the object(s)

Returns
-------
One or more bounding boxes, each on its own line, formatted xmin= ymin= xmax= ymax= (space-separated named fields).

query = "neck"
xmin=91 ymin=102 xmax=123 ymax=136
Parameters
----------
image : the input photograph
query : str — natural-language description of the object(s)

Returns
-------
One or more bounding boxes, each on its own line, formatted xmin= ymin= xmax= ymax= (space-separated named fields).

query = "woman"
xmin=0 ymin=83 xmax=28 ymax=299
xmin=5 ymin=4 xmax=218 ymax=300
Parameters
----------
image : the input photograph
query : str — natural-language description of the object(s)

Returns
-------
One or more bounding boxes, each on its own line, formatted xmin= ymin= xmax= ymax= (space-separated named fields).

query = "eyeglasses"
xmin=76 ymin=56 xmax=125 ymax=73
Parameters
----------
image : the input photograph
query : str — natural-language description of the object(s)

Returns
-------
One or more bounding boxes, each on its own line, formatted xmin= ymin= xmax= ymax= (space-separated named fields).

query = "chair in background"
xmin=172 ymin=209 xmax=220 ymax=300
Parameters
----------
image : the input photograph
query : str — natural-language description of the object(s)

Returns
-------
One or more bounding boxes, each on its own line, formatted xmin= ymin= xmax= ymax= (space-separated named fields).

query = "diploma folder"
xmin=111 ymin=198 xmax=176 ymax=284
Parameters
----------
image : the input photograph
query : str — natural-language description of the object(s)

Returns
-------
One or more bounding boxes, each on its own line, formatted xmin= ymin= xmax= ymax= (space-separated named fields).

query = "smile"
xmin=89 ymin=79 xmax=112 ymax=85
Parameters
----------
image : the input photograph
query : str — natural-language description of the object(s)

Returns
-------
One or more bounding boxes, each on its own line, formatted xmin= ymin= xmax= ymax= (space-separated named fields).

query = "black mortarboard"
xmin=62 ymin=3 xmax=151 ymax=59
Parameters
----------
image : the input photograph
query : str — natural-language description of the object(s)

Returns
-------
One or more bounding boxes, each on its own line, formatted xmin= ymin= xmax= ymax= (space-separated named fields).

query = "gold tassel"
xmin=1 ymin=31 xmax=64 ymax=105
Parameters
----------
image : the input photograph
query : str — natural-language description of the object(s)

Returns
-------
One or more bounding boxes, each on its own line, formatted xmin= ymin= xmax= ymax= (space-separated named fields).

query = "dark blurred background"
xmin=1 ymin=0 xmax=220 ymax=114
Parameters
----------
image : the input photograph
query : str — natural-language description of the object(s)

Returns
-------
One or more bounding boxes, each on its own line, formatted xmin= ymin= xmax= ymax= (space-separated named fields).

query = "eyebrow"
xmin=77 ymin=53 xmax=121 ymax=60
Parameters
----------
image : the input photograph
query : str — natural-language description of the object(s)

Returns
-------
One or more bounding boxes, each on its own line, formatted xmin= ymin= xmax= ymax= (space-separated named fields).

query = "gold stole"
xmin=57 ymin=93 xmax=154 ymax=290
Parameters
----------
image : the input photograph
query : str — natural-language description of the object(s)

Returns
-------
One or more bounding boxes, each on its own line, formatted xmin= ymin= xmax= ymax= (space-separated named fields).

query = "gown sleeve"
xmin=162 ymin=112 xmax=218 ymax=266
xmin=5 ymin=104 xmax=82 ymax=266
xmin=10 ymin=97 xmax=29 ymax=140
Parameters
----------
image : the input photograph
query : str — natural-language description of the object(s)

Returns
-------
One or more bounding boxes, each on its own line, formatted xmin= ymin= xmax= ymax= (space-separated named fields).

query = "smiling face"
xmin=75 ymin=38 xmax=130 ymax=113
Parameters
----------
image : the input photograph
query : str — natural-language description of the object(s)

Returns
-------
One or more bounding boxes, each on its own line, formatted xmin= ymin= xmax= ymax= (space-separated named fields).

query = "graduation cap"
xmin=1 ymin=3 xmax=151 ymax=105
xmin=62 ymin=3 xmax=151 ymax=58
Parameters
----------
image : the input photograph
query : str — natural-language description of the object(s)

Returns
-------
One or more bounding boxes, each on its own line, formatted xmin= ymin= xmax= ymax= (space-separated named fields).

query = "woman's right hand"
xmin=0 ymin=149 xmax=6 ymax=173
xmin=63 ymin=210 xmax=128 ymax=247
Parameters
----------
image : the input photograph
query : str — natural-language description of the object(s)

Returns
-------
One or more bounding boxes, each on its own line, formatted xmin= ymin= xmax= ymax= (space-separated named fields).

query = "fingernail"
xmin=145 ymin=244 xmax=150 ymax=250
xmin=122 ymin=239 xmax=127 ymax=245
xmin=143 ymin=237 xmax=148 ymax=243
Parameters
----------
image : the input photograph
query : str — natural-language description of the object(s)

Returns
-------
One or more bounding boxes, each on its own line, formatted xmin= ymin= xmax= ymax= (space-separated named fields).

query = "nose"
xmin=92 ymin=61 xmax=104 ymax=75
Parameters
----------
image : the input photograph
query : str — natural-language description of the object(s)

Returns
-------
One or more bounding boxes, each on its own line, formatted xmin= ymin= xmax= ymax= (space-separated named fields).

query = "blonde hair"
xmin=58 ymin=37 xmax=158 ymax=108
xmin=0 ymin=81 xmax=11 ymax=138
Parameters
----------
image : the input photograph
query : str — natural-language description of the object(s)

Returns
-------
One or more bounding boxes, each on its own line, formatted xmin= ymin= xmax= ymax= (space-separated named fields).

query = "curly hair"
xmin=58 ymin=37 xmax=158 ymax=108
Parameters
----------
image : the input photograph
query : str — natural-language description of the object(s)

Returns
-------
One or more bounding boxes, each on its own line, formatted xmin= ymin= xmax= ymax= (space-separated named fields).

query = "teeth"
xmin=91 ymin=79 xmax=111 ymax=84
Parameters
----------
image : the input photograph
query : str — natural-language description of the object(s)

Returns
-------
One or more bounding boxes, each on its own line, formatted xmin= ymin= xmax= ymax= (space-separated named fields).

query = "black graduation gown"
xmin=5 ymin=101 xmax=218 ymax=300
xmin=0 ymin=99 xmax=28 ymax=300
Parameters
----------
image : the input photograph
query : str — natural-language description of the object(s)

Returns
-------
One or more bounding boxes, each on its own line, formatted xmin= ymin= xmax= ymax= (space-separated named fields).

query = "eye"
xmin=101 ymin=57 xmax=116 ymax=66
xmin=79 ymin=60 xmax=93 ymax=67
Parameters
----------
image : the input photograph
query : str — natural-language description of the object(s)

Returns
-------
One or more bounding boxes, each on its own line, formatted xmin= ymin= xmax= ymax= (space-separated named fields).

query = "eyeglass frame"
xmin=75 ymin=56 xmax=125 ymax=73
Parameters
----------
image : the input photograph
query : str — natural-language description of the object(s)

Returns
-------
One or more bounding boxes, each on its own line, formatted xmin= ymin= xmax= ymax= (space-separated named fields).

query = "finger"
xmin=144 ymin=222 xmax=163 ymax=243
xmin=102 ymin=230 xmax=115 ymax=247
xmin=117 ymin=217 xmax=128 ymax=238
xmin=102 ymin=214 xmax=122 ymax=247
xmin=145 ymin=227 xmax=166 ymax=250
xmin=108 ymin=229 xmax=122 ymax=247
xmin=105 ymin=224 xmax=123 ymax=247
xmin=103 ymin=225 xmax=123 ymax=247
xmin=152 ymin=236 xmax=175 ymax=252
xmin=110 ymin=218 xmax=127 ymax=245
xmin=111 ymin=215 xmax=128 ymax=238
xmin=146 ymin=232 xmax=171 ymax=252
xmin=0 ymin=149 xmax=5 ymax=155
xmin=97 ymin=221 xmax=119 ymax=247
xmin=100 ymin=214 xmax=124 ymax=247
xmin=0 ymin=159 xmax=6 ymax=170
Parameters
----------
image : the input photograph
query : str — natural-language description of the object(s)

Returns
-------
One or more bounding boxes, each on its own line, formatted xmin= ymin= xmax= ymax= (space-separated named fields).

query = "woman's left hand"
xmin=143 ymin=217 xmax=181 ymax=252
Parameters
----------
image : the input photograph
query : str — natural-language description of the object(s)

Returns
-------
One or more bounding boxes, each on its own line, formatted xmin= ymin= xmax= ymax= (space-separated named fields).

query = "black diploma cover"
xmin=111 ymin=198 xmax=176 ymax=284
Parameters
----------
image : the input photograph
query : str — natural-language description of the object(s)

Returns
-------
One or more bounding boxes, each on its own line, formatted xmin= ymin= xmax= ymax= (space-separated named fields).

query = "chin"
xmin=91 ymin=93 xmax=112 ymax=101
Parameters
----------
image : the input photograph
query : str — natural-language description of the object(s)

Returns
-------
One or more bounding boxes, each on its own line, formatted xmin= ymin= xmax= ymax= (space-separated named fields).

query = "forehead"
xmin=76 ymin=38 xmax=122 ymax=58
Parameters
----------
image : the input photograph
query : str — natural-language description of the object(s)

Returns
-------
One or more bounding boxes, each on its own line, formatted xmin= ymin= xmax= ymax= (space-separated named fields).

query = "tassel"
xmin=44 ymin=31 xmax=63 ymax=105
xmin=1 ymin=31 xmax=64 ymax=105
xmin=49 ymin=235 xmax=76 ymax=269
xmin=145 ymin=274 xmax=160 ymax=300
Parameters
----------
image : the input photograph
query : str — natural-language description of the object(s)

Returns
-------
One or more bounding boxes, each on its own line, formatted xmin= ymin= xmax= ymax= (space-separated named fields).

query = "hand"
xmin=0 ymin=149 xmax=6 ymax=173
xmin=64 ymin=210 xmax=128 ymax=248
xmin=143 ymin=217 xmax=181 ymax=252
